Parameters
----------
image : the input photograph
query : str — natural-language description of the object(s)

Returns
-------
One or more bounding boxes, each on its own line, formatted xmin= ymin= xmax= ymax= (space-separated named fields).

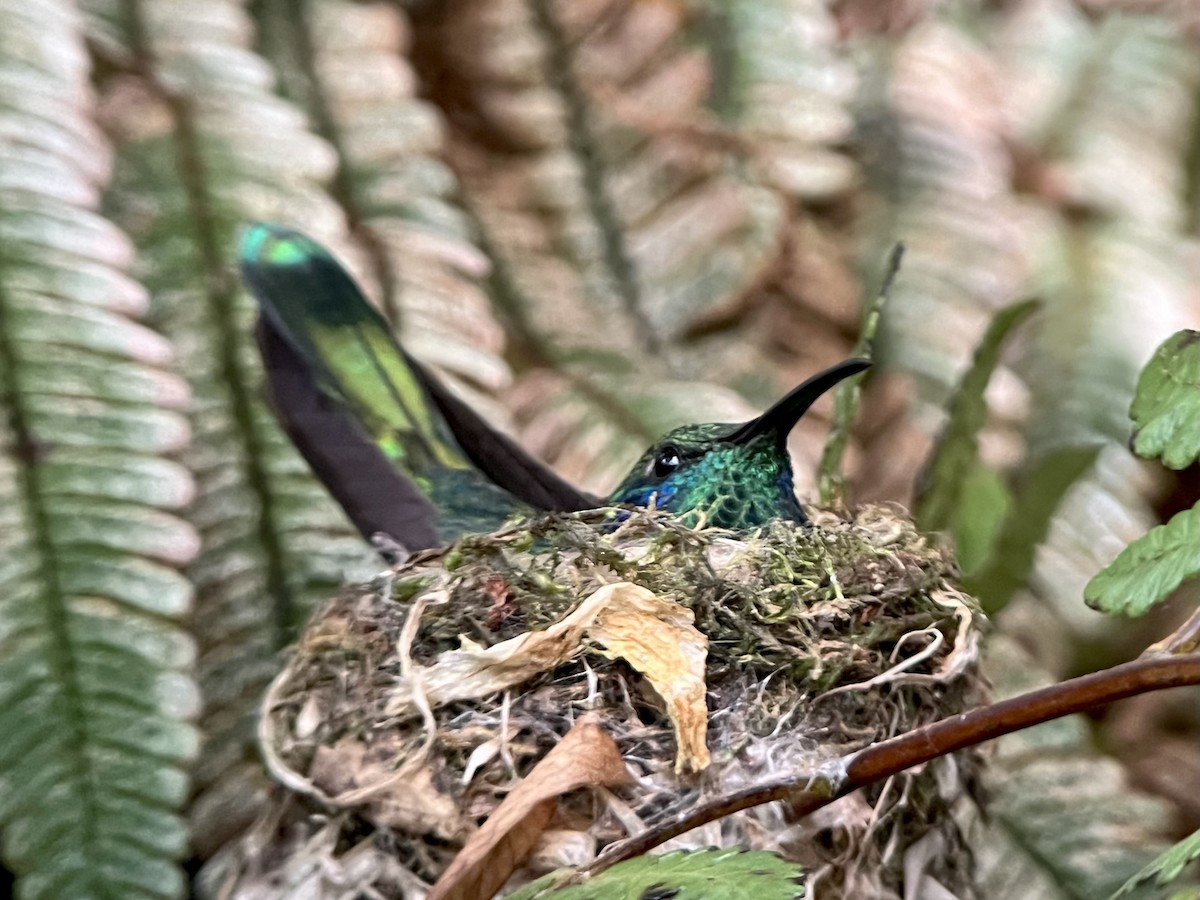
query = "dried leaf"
xmin=428 ymin=714 xmax=631 ymax=900
xmin=385 ymin=581 xmax=703 ymax=726
xmin=587 ymin=583 xmax=710 ymax=773
xmin=384 ymin=582 xmax=621 ymax=715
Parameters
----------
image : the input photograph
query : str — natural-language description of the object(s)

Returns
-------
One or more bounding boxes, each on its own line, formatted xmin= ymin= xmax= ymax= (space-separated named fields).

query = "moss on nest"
xmin=209 ymin=505 xmax=987 ymax=900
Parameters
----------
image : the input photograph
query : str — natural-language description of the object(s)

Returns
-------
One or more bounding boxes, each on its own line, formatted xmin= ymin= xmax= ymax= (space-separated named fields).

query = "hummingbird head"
xmin=608 ymin=359 xmax=871 ymax=529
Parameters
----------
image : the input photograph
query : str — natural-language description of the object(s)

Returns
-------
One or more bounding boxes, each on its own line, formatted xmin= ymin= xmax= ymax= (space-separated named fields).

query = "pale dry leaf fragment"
xmin=294 ymin=694 xmax=322 ymax=740
xmin=384 ymin=585 xmax=623 ymax=716
xmin=462 ymin=731 xmax=510 ymax=785
xmin=427 ymin=714 xmax=632 ymax=900
xmin=584 ymin=583 xmax=711 ymax=773
xmin=388 ymin=585 xmax=700 ymax=720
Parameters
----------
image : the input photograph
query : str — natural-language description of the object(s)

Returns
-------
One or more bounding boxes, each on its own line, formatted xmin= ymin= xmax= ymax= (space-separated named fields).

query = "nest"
xmin=204 ymin=505 xmax=987 ymax=899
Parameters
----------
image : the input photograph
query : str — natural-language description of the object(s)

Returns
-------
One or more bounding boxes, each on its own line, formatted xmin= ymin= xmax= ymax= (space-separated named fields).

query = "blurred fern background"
xmin=2 ymin=0 xmax=1199 ymax=897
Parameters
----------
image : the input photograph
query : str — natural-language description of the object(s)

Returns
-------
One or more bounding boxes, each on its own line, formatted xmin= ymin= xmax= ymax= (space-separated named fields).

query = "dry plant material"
xmin=222 ymin=506 xmax=986 ymax=900
xmin=585 ymin=583 xmax=710 ymax=774
xmin=428 ymin=714 xmax=631 ymax=900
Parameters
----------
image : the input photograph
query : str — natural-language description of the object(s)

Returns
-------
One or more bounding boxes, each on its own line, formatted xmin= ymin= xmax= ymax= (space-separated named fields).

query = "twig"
xmin=1145 ymin=602 xmax=1200 ymax=656
xmin=579 ymin=652 xmax=1200 ymax=880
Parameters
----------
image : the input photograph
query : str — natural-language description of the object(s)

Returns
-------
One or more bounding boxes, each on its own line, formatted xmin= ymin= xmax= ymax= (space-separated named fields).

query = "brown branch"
xmin=580 ymin=652 xmax=1200 ymax=879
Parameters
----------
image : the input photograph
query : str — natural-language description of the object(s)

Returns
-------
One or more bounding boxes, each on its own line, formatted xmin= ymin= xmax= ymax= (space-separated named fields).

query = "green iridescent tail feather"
xmin=239 ymin=224 xmax=597 ymax=549
xmin=241 ymin=225 xmax=468 ymax=476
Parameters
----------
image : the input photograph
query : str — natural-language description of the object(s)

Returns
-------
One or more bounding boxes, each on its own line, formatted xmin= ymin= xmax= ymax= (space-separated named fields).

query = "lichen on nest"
xmin=232 ymin=505 xmax=986 ymax=900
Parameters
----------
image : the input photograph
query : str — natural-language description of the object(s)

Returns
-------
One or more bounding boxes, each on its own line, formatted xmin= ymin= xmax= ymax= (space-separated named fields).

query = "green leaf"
xmin=1131 ymin=330 xmax=1200 ymax=469
xmin=1111 ymin=827 xmax=1200 ymax=899
xmin=0 ymin=2 xmax=200 ymax=897
xmin=1085 ymin=503 xmax=1200 ymax=616
xmin=952 ymin=462 xmax=1013 ymax=574
xmin=507 ymin=850 xmax=805 ymax=900
xmin=964 ymin=445 xmax=1101 ymax=613
xmin=915 ymin=299 xmax=1038 ymax=534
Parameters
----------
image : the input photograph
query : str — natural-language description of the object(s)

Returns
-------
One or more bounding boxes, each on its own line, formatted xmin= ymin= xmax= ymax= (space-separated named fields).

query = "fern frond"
xmin=977 ymin=638 xmax=1177 ymax=898
xmin=0 ymin=1 xmax=199 ymax=896
xmin=83 ymin=0 xmax=376 ymax=852
xmin=1005 ymin=13 xmax=1199 ymax=629
xmin=857 ymin=21 xmax=1027 ymax=403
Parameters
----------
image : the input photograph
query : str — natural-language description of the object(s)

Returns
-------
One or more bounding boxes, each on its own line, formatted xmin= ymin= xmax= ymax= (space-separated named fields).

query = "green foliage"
xmin=964 ymin=445 xmax=1101 ymax=613
xmin=1111 ymin=827 xmax=1200 ymax=899
xmin=915 ymin=299 xmax=1038 ymax=534
xmin=1086 ymin=330 xmax=1200 ymax=616
xmin=1131 ymin=331 xmax=1200 ymax=469
xmin=508 ymin=850 xmax=805 ymax=900
xmin=1085 ymin=505 xmax=1200 ymax=617
xmin=952 ymin=464 xmax=1013 ymax=574
xmin=0 ymin=1 xmax=198 ymax=896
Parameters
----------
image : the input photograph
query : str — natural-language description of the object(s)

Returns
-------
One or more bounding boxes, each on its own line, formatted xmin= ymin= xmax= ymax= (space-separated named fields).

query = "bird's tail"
xmin=239 ymin=224 xmax=469 ymax=478
xmin=238 ymin=223 xmax=598 ymax=548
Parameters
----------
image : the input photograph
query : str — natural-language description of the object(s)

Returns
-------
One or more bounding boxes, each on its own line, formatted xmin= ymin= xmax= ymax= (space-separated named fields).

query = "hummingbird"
xmin=239 ymin=224 xmax=869 ymax=551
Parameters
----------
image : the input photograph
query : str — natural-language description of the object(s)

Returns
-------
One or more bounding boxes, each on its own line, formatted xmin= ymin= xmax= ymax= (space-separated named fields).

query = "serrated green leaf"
xmin=1111 ymin=827 xmax=1200 ymax=899
xmin=915 ymin=299 xmax=1038 ymax=534
xmin=1084 ymin=503 xmax=1200 ymax=617
xmin=507 ymin=850 xmax=805 ymax=900
xmin=1131 ymin=330 xmax=1200 ymax=469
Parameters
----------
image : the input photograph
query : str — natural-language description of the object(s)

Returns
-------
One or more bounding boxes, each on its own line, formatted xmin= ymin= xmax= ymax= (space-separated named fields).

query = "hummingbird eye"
xmin=652 ymin=446 xmax=683 ymax=479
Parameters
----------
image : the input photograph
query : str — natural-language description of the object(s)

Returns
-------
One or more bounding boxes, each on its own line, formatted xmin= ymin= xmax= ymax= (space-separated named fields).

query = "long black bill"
xmin=726 ymin=358 xmax=872 ymax=445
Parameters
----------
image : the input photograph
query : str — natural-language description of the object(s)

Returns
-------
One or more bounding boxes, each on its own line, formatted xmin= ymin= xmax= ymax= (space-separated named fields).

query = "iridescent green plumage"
xmin=608 ymin=358 xmax=871 ymax=529
xmin=239 ymin=223 xmax=867 ymax=549
xmin=609 ymin=423 xmax=805 ymax=529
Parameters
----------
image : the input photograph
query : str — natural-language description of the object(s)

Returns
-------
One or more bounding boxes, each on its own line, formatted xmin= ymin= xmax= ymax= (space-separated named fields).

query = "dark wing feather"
xmin=407 ymin=356 xmax=602 ymax=512
xmin=257 ymin=318 xmax=441 ymax=550
xmin=241 ymin=223 xmax=598 ymax=540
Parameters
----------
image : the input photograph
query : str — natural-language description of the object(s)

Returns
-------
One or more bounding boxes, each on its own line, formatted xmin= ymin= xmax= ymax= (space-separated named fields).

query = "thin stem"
xmin=817 ymin=243 xmax=903 ymax=505
xmin=581 ymin=651 xmax=1200 ymax=879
